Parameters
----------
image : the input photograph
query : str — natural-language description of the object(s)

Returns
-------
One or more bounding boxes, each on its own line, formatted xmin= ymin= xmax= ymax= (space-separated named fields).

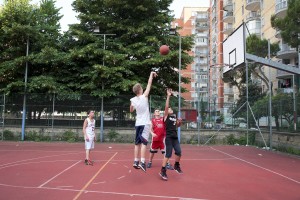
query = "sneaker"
xmin=166 ymin=163 xmax=174 ymax=170
xmin=139 ymin=162 xmax=147 ymax=172
xmin=174 ymin=164 xmax=183 ymax=174
xmin=147 ymin=162 xmax=152 ymax=168
xmin=159 ymin=169 xmax=168 ymax=181
xmin=87 ymin=160 xmax=93 ymax=166
xmin=84 ymin=159 xmax=89 ymax=165
xmin=133 ymin=161 xmax=140 ymax=169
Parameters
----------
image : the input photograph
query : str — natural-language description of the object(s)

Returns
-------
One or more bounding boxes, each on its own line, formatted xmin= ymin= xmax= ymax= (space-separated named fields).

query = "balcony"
xmin=195 ymin=40 xmax=208 ymax=47
xmin=223 ymin=0 xmax=233 ymax=11
xmin=246 ymin=11 xmax=260 ymax=22
xmin=223 ymin=11 xmax=234 ymax=23
xmin=246 ymin=20 xmax=261 ymax=37
xmin=196 ymin=33 xmax=208 ymax=38
xmin=277 ymin=70 xmax=293 ymax=79
xmin=195 ymin=13 xmax=208 ymax=22
xmin=199 ymin=88 xmax=208 ymax=93
xmin=275 ymin=0 xmax=287 ymax=18
xmin=196 ymin=23 xmax=209 ymax=31
xmin=277 ymin=43 xmax=298 ymax=59
xmin=245 ymin=0 xmax=260 ymax=11
xmin=223 ymin=23 xmax=234 ymax=35
xmin=194 ymin=51 xmax=208 ymax=57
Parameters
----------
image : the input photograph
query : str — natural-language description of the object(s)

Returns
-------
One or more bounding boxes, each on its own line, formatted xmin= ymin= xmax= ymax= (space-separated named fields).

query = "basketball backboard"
xmin=223 ymin=23 xmax=245 ymax=74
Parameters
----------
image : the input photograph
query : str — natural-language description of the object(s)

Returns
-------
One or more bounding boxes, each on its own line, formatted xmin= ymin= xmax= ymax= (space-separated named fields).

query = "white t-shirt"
xmin=130 ymin=94 xmax=151 ymax=126
xmin=85 ymin=118 xmax=95 ymax=137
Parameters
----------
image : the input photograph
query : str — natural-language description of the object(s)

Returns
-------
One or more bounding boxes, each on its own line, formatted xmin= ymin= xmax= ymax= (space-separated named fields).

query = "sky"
xmin=0 ymin=0 xmax=210 ymax=32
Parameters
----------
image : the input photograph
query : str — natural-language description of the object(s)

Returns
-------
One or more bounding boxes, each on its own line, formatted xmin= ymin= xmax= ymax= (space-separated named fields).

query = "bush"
xmin=106 ymin=129 xmax=119 ymax=142
xmin=226 ymin=134 xmax=236 ymax=145
xmin=3 ymin=130 xmax=15 ymax=140
xmin=62 ymin=131 xmax=78 ymax=142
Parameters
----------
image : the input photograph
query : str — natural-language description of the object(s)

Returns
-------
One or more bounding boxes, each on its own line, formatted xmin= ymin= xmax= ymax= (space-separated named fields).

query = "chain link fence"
xmin=0 ymin=93 xmax=299 ymax=141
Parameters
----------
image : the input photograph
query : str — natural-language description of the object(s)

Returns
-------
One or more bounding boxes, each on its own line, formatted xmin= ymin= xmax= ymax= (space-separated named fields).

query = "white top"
xmin=86 ymin=118 xmax=95 ymax=137
xmin=130 ymin=94 xmax=151 ymax=126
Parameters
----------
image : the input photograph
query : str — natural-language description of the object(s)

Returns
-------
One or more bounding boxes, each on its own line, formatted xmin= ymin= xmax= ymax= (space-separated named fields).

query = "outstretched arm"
xmin=164 ymin=88 xmax=172 ymax=121
xmin=144 ymin=72 xmax=157 ymax=97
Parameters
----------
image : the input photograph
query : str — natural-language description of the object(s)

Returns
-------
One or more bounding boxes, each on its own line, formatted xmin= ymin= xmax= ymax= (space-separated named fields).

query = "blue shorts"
xmin=135 ymin=125 xmax=150 ymax=145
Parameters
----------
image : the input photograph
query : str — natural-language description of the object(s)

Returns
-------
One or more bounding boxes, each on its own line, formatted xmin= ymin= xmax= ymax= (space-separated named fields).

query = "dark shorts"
xmin=135 ymin=125 xmax=150 ymax=145
xmin=165 ymin=137 xmax=182 ymax=158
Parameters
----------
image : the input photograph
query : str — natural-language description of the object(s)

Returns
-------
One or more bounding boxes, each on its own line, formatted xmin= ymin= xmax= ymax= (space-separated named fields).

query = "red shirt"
xmin=152 ymin=117 xmax=166 ymax=141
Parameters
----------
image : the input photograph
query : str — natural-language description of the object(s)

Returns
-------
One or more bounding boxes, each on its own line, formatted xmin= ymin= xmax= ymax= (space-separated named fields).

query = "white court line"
xmin=0 ymin=152 xmax=81 ymax=167
xmin=0 ymin=160 xmax=79 ymax=170
xmin=0 ymin=183 xmax=208 ymax=200
xmin=38 ymin=160 xmax=81 ymax=188
xmin=210 ymin=147 xmax=300 ymax=184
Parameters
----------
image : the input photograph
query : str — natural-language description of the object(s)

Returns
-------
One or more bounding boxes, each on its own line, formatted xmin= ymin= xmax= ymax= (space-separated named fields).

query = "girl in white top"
xmin=83 ymin=110 xmax=96 ymax=165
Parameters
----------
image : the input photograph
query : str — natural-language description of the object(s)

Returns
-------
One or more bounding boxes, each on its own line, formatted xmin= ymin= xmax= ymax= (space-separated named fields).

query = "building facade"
xmin=210 ymin=0 xmax=299 ymax=122
xmin=172 ymin=7 xmax=210 ymax=110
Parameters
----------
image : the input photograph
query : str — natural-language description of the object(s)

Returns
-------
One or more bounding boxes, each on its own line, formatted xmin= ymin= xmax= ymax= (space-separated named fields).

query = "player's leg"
xmin=133 ymin=126 xmax=142 ymax=169
xmin=139 ymin=124 xmax=150 ymax=172
xmin=159 ymin=137 xmax=172 ymax=180
xmin=148 ymin=141 xmax=158 ymax=168
xmin=140 ymin=143 xmax=147 ymax=171
xmin=84 ymin=137 xmax=93 ymax=165
xmin=88 ymin=137 xmax=95 ymax=165
xmin=173 ymin=139 xmax=183 ymax=173
xmin=161 ymin=138 xmax=174 ymax=170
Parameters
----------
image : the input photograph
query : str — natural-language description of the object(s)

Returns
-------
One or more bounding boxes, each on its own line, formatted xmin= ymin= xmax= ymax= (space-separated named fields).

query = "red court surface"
xmin=0 ymin=141 xmax=299 ymax=200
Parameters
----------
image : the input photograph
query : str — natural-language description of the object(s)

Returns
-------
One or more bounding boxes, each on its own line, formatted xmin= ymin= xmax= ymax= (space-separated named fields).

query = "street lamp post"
xmin=93 ymin=30 xmax=116 ymax=142
xmin=170 ymin=28 xmax=182 ymax=142
xmin=21 ymin=37 xmax=29 ymax=141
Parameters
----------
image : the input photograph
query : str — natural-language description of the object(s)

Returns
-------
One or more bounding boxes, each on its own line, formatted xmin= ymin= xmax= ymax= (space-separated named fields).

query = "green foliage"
xmin=252 ymin=93 xmax=300 ymax=131
xmin=2 ymin=130 xmax=15 ymax=140
xmin=62 ymin=130 xmax=78 ymax=142
xmin=26 ymin=130 xmax=51 ymax=141
xmin=68 ymin=0 xmax=194 ymax=97
xmin=106 ymin=129 xmax=119 ymax=141
xmin=225 ymin=132 xmax=256 ymax=146
xmin=271 ymin=0 xmax=300 ymax=48
xmin=276 ymin=145 xmax=300 ymax=156
xmin=0 ymin=0 xmax=67 ymax=95
xmin=231 ymin=83 xmax=265 ymax=125
xmin=226 ymin=134 xmax=236 ymax=145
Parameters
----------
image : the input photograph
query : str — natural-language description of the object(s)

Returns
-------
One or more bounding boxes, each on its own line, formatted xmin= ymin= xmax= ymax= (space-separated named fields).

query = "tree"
xmin=223 ymin=34 xmax=279 ymax=92
xmin=231 ymin=82 xmax=265 ymax=127
xmin=271 ymin=0 xmax=300 ymax=49
xmin=0 ymin=0 xmax=66 ymax=95
xmin=67 ymin=0 xmax=194 ymax=98
xmin=252 ymin=92 xmax=300 ymax=130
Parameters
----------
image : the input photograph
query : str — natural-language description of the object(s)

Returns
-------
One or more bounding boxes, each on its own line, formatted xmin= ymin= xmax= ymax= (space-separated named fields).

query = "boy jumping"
xmin=159 ymin=89 xmax=183 ymax=180
xmin=147 ymin=108 xmax=173 ymax=170
xmin=83 ymin=110 xmax=96 ymax=165
xmin=130 ymin=71 xmax=157 ymax=172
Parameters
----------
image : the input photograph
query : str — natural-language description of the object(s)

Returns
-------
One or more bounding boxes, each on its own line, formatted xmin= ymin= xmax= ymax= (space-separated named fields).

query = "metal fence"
xmin=0 ymin=93 xmax=299 ymax=133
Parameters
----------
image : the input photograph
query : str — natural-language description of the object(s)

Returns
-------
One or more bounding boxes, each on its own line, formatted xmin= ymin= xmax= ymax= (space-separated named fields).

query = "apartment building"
xmin=211 ymin=0 xmax=299 ymax=121
xmin=172 ymin=7 xmax=210 ymax=108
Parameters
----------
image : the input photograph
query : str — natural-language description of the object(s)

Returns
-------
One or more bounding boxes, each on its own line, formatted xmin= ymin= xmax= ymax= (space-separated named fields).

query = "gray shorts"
xmin=165 ymin=137 xmax=182 ymax=158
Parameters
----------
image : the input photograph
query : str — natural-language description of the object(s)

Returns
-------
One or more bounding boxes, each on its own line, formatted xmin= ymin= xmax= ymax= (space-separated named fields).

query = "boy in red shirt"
xmin=147 ymin=108 xmax=173 ymax=170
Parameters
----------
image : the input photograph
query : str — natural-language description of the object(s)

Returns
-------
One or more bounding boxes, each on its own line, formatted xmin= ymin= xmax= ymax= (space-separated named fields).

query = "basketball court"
xmin=0 ymin=141 xmax=299 ymax=200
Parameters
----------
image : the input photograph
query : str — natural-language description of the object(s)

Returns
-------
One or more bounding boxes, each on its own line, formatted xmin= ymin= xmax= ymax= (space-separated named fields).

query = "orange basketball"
xmin=159 ymin=45 xmax=169 ymax=55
